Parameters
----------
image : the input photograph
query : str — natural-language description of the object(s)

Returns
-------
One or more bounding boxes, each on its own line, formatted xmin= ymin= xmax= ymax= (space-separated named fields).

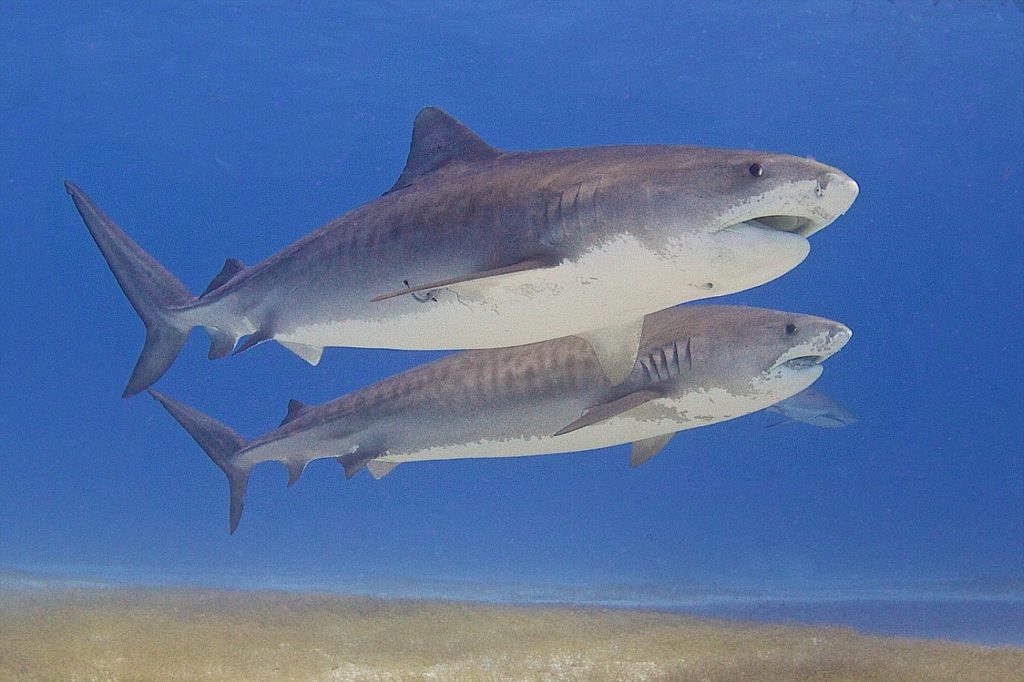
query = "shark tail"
xmin=65 ymin=181 xmax=196 ymax=398
xmin=149 ymin=390 xmax=252 ymax=534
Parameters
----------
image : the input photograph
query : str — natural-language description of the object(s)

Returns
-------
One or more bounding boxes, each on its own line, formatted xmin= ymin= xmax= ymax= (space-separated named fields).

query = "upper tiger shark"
xmin=66 ymin=107 xmax=858 ymax=397
xmin=150 ymin=305 xmax=852 ymax=533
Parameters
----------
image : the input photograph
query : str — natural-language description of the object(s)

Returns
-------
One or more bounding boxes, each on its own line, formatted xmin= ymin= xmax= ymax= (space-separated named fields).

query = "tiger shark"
xmin=149 ymin=305 xmax=852 ymax=533
xmin=67 ymin=107 xmax=858 ymax=397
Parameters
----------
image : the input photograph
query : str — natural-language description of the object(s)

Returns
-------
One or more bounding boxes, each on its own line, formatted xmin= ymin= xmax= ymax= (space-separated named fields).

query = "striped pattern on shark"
xmin=66 ymin=107 xmax=858 ymax=397
xmin=149 ymin=305 xmax=851 ymax=533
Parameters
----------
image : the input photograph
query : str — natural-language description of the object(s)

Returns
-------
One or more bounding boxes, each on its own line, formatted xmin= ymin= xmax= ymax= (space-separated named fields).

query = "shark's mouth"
xmin=719 ymin=172 xmax=859 ymax=240
xmin=718 ymin=214 xmax=823 ymax=239
xmin=779 ymin=354 xmax=826 ymax=370
xmin=745 ymin=215 xmax=818 ymax=237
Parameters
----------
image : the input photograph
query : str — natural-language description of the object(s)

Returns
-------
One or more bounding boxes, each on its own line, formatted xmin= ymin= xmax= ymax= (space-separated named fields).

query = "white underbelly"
xmin=380 ymin=383 xmax=797 ymax=465
xmin=280 ymin=231 xmax=800 ymax=350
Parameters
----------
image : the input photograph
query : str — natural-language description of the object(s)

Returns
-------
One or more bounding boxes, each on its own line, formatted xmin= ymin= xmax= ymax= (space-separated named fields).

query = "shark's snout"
xmin=771 ymin=320 xmax=852 ymax=371
xmin=799 ymin=171 xmax=859 ymax=238
xmin=824 ymin=321 xmax=852 ymax=357
xmin=818 ymin=171 xmax=859 ymax=208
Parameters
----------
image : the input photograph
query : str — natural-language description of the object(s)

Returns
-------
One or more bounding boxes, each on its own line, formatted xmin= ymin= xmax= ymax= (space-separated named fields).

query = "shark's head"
xmin=600 ymin=147 xmax=859 ymax=299
xmin=749 ymin=310 xmax=853 ymax=403
xmin=694 ymin=151 xmax=861 ymax=239
xmin=642 ymin=305 xmax=852 ymax=411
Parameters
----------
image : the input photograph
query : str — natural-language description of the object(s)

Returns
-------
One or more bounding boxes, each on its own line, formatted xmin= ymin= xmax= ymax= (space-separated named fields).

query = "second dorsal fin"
xmin=200 ymin=258 xmax=246 ymax=297
xmin=387 ymin=107 xmax=501 ymax=193
xmin=279 ymin=399 xmax=310 ymax=427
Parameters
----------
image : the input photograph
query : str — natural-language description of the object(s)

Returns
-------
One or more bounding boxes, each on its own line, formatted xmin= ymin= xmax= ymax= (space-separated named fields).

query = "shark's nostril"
xmin=819 ymin=172 xmax=840 ymax=190
xmin=830 ymin=324 xmax=853 ymax=350
xmin=820 ymin=172 xmax=859 ymax=201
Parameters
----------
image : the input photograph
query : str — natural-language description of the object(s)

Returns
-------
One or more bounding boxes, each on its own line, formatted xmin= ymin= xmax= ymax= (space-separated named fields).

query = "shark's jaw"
xmin=745 ymin=214 xmax=820 ymax=238
xmin=715 ymin=172 xmax=860 ymax=239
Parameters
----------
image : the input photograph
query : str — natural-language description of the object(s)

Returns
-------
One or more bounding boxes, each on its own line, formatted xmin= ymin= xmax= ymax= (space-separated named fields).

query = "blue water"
xmin=1 ymin=1 xmax=1021 ymax=645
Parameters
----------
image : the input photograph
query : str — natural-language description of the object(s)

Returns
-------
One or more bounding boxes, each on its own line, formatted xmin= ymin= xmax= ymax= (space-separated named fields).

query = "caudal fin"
xmin=149 ymin=390 xmax=251 ymax=533
xmin=66 ymin=181 xmax=195 ymax=397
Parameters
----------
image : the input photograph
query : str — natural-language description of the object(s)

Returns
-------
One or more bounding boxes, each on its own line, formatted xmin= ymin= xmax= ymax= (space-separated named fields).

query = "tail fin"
xmin=149 ymin=390 xmax=251 ymax=534
xmin=66 ymin=181 xmax=195 ymax=397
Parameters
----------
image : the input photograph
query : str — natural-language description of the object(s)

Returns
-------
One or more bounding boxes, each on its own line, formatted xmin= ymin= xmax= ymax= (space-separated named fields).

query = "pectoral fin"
xmin=371 ymin=257 xmax=554 ymax=302
xmin=629 ymin=433 xmax=674 ymax=468
xmin=554 ymin=389 xmax=662 ymax=437
xmin=577 ymin=318 xmax=645 ymax=386
xmin=340 ymin=455 xmax=368 ymax=479
xmin=280 ymin=341 xmax=324 ymax=365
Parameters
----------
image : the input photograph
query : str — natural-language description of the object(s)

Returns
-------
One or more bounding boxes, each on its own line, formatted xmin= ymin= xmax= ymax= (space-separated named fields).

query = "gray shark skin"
xmin=766 ymin=386 xmax=857 ymax=428
xmin=67 ymin=107 xmax=859 ymax=397
xmin=149 ymin=305 xmax=851 ymax=533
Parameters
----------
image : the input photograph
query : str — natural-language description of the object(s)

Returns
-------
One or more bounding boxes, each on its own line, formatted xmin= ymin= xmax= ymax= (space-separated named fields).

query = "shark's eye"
xmin=749 ymin=163 xmax=764 ymax=177
xmin=785 ymin=323 xmax=797 ymax=335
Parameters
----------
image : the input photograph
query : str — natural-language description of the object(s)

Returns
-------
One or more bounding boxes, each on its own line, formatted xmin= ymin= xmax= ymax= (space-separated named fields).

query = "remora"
xmin=766 ymin=386 xmax=857 ymax=427
xmin=149 ymin=305 xmax=852 ymax=532
xmin=67 ymin=107 xmax=858 ymax=397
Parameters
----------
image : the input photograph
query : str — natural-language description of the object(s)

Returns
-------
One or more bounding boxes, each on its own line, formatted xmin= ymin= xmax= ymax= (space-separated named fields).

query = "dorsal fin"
xmin=200 ymin=258 xmax=245 ymax=297
xmin=387 ymin=107 xmax=501 ymax=193
xmin=279 ymin=399 xmax=310 ymax=427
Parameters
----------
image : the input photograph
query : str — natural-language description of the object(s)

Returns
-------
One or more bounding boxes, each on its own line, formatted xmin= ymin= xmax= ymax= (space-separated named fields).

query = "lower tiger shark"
xmin=149 ymin=305 xmax=851 ymax=533
xmin=67 ymin=107 xmax=858 ymax=397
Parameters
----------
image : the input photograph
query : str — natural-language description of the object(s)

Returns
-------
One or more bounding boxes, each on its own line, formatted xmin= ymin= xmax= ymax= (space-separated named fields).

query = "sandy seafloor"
xmin=2 ymin=570 xmax=1021 ymax=681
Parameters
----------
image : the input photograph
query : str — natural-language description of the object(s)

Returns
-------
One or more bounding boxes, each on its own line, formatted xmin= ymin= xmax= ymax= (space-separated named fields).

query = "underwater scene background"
xmin=1 ymin=0 xmax=1021 ymax=651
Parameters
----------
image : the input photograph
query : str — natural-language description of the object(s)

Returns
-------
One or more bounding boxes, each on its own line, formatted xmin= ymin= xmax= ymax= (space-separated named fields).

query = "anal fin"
xmin=207 ymin=328 xmax=238 ymax=360
xmin=285 ymin=460 xmax=306 ymax=487
xmin=629 ymin=432 xmax=674 ymax=468
xmin=577 ymin=318 xmax=645 ymax=386
xmin=367 ymin=460 xmax=398 ymax=480
xmin=371 ymin=257 xmax=554 ymax=302
xmin=233 ymin=328 xmax=272 ymax=356
xmin=280 ymin=341 xmax=324 ymax=365
xmin=554 ymin=389 xmax=662 ymax=437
